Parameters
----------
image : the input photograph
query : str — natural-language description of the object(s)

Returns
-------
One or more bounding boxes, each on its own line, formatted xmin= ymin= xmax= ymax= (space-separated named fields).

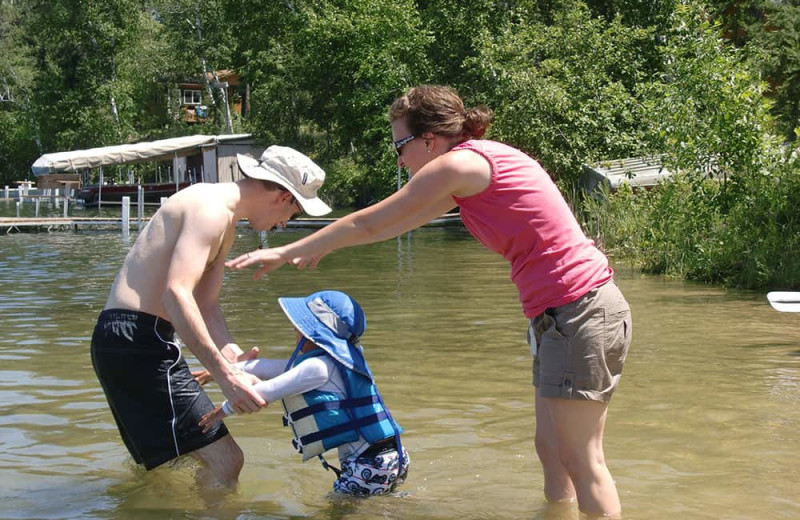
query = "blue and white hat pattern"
xmin=279 ymin=290 xmax=373 ymax=379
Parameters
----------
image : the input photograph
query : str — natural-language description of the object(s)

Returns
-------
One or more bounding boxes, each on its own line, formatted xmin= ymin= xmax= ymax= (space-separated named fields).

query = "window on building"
xmin=182 ymin=89 xmax=202 ymax=105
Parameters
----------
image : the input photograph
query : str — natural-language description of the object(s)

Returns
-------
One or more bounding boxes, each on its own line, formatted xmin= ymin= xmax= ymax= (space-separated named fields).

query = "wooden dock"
xmin=0 ymin=213 xmax=462 ymax=234
xmin=0 ymin=216 xmax=334 ymax=234
xmin=0 ymin=217 xmax=130 ymax=233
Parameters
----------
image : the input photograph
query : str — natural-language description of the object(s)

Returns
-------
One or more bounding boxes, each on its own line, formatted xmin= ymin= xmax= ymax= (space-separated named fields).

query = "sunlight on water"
xmin=0 ymin=227 xmax=799 ymax=519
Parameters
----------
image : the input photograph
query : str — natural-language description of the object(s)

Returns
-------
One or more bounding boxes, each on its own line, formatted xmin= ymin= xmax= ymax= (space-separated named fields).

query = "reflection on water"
xmin=0 ymin=227 xmax=799 ymax=519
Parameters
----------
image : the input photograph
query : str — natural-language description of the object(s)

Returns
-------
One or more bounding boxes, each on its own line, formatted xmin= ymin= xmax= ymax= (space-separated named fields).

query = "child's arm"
xmin=248 ymin=356 xmax=330 ymax=401
xmin=193 ymin=358 xmax=287 ymax=386
xmin=199 ymin=356 xmax=331 ymax=432
xmin=237 ymin=358 xmax=288 ymax=380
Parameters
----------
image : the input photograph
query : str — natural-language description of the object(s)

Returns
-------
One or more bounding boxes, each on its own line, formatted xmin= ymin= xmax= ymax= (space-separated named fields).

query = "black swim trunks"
xmin=90 ymin=309 xmax=229 ymax=470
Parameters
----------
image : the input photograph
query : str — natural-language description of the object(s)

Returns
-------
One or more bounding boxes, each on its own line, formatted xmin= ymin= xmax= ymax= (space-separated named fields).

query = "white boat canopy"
xmin=31 ymin=134 xmax=251 ymax=175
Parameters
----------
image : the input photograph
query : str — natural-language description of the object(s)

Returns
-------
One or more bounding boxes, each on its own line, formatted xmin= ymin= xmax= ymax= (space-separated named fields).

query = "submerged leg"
xmin=190 ymin=434 xmax=244 ymax=489
xmin=535 ymin=389 xmax=577 ymax=503
xmin=536 ymin=390 xmax=621 ymax=517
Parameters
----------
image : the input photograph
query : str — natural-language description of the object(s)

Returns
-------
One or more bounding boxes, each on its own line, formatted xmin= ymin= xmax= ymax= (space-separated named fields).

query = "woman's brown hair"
xmin=389 ymin=85 xmax=493 ymax=141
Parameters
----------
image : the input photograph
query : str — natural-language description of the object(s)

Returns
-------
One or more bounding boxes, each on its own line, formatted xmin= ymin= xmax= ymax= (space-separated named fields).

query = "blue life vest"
xmin=281 ymin=349 xmax=403 ymax=461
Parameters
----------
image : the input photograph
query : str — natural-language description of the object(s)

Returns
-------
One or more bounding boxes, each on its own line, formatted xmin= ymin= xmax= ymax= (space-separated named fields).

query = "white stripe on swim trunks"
xmin=153 ymin=317 xmax=182 ymax=458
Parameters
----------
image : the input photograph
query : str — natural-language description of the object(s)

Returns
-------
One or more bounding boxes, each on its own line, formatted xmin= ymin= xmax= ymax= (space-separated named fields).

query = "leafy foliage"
xmin=23 ymin=0 xmax=147 ymax=151
xmin=2 ymin=0 xmax=799 ymax=289
xmin=470 ymin=3 xmax=658 ymax=185
xmin=705 ymin=0 xmax=800 ymax=142
xmin=0 ymin=0 xmax=38 ymax=181
xmin=583 ymin=1 xmax=800 ymax=288
xmin=754 ymin=3 xmax=800 ymax=142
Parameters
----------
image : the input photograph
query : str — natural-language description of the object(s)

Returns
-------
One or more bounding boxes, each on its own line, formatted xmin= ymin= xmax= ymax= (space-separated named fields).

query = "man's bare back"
xmin=104 ymin=183 xmax=237 ymax=318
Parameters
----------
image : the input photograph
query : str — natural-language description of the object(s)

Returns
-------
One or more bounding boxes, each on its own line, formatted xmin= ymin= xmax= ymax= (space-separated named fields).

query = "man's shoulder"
xmin=178 ymin=182 xmax=233 ymax=200
xmin=169 ymin=183 xmax=233 ymax=217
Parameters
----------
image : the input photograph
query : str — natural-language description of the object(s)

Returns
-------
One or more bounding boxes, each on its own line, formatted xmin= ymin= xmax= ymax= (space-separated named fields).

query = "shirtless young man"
xmin=90 ymin=146 xmax=331 ymax=487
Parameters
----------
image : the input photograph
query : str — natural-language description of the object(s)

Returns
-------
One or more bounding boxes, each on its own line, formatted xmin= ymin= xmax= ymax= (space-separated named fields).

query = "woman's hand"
xmin=289 ymin=252 xmax=329 ymax=270
xmin=226 ymin=247 xmax=290 ymax=279
xmin=227 ymin=247 xmax=330 ymax=276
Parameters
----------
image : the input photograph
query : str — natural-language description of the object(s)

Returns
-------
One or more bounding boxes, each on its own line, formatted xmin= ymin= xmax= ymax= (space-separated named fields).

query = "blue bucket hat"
xmin=278 ymin=290 xmax=373 ymax=379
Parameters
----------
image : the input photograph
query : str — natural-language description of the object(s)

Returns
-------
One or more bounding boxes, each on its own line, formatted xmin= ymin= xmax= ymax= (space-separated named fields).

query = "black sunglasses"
xmin=393 ymin=135 xmax=416 ymax=156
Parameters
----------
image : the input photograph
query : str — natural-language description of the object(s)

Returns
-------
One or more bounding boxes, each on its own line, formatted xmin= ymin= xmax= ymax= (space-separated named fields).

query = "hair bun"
xmin=464 ymin=106 xmax=494 ymax=139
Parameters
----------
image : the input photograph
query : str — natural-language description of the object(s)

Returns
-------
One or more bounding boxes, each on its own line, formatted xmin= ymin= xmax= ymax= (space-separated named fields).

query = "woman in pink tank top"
xmin=229 ymin=85 xmax=632 ymax=517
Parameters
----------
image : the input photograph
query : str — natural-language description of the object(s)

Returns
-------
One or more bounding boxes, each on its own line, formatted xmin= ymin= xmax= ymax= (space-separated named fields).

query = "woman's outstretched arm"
xmin=226 ymin=150 xmax=488 ymax=278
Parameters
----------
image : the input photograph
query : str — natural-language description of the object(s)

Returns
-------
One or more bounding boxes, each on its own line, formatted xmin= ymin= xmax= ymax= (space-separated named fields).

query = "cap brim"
xmin=237 ymin=153 xmax=332 ymax=217
xmin=236 ymin=153 xmax=262 ymax=178
xmin=295 ymin=197 xmax=332 ymax=217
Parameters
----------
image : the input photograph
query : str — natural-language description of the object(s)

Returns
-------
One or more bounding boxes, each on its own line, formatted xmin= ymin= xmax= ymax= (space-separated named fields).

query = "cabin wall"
xmin=216 ymin=140 xmax=262 ymax=183
xmin=202 ymin=147 xmax=217 ymax=182
xmin=173 ymin=156 xmax=187 ymax=183
xmin=37 ymin=173 xmax=81 ymax=189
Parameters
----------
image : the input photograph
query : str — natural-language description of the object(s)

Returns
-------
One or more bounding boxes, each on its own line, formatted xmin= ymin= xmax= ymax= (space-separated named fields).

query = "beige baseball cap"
xmin=237 ymin=146 xmax=332 ymax=216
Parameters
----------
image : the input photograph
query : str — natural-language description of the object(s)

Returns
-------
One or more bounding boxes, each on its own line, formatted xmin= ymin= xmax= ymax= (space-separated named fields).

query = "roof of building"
xmin=31 ymin=134 xmax=252 ymax=175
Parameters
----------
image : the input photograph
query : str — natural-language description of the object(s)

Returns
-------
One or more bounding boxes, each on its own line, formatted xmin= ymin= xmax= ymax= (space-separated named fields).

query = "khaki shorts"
xmin=530 ymin=280 xmax=632 ymax=403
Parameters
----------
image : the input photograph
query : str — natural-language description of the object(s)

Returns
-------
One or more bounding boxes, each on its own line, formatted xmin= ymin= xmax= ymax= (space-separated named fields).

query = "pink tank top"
xmin=452 ymin=140 xmax=612 ymax=318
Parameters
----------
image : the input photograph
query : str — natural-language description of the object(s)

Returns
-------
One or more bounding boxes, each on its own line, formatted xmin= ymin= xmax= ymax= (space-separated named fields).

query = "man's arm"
xmin=161 ymin=209 xmax=265 ymax=413
xmin=195 ymin=248 xmax=258 ymax=363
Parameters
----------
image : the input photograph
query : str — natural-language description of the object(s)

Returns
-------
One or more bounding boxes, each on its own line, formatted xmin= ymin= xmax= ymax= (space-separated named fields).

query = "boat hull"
xmin=77 ymin=183 xmax=191 ymax=207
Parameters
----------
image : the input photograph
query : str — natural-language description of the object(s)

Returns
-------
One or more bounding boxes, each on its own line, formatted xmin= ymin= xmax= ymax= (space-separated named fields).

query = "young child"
xmin=197 ymin=290 xmax=409 ymax=495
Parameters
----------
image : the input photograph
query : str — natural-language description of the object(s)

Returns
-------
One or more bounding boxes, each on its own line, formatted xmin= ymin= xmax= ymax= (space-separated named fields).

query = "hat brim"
xmin=278 ymin=296 xmax=372 ymax=379
xmin=237 ymin=154 xmax=332 ymax=217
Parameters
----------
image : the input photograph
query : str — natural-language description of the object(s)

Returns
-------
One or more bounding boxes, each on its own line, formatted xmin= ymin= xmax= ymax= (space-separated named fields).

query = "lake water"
xmin=1 ymin=221 xmax=799 ymax=519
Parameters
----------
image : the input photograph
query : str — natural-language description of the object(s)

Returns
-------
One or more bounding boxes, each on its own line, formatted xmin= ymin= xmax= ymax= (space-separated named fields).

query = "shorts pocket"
xmin=603 ymin=308 xmax=632 ymax=377
xmin=535 ymin=313 xmax=572 ymax=387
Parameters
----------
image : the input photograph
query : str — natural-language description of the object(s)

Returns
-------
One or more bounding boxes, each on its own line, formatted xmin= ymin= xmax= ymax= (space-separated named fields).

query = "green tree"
xmin=0 ymin=0 xmax=39 ymax=184
xmin=641 ymin=1 xmax=775 ymax=187
xmin=470 ymin=2 xmax=658 ymax=184
xmin=220 ymin=0 xmax=310 ymax=146
xmin=418 ymin=0 xmax=524 ymax=90
xmin=114 ymin=5 xmax=183 ymax=138
xmin=586 ymin=1 xmax=798 ymax=289
xmin=224 ymin=0 xmax=431 ymax=206
xmin=24 ymin=0 xmax=148 ymax=152
xmin=704 ymin=1 xmax=800 ymax=142
xmin=705 ymin=0 xmax=764 ymax=46
xmin=150 ymin=0 xmax=240 ymax=135
xmin=583 ymin=0 xmax=677 ymax=28
xmin=754 ymin=2 xmax=800 ymax=141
